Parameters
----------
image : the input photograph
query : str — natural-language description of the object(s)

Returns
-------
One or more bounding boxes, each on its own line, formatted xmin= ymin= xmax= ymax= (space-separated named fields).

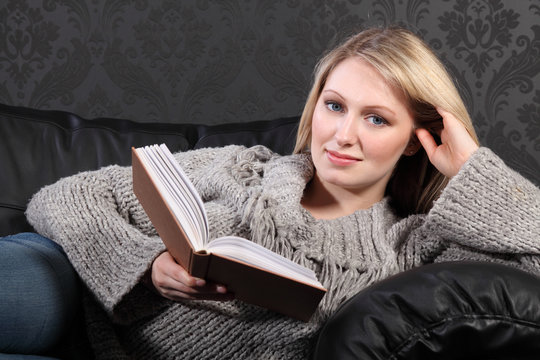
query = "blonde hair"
xmin=294 ymin=26 xmax=479 ymax=216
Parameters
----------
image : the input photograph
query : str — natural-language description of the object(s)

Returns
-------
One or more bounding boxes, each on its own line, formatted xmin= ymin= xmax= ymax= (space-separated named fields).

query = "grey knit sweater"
xmin=26 ymin=145 xmax=540 ymax=359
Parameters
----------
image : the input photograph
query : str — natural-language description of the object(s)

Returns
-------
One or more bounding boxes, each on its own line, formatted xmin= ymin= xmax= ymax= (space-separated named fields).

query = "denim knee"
xmin=0 ymin=233 xmax=80 ymax=355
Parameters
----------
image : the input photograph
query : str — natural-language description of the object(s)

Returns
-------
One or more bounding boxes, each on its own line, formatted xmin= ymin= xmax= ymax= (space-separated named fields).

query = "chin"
xmin=321 ymin=175 xmax=366 ymax=189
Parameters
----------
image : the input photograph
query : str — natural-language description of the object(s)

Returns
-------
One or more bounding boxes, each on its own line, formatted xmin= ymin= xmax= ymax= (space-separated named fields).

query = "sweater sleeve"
xmin=26 ymin=164 xmax=166 ymax=319
xmin=25 ymin=145 xmax=251 ymax=321
xmin=428 ymin=147 xmax=539 ymax=252
xmin=408 ymin=147 xmax=540 ymax=271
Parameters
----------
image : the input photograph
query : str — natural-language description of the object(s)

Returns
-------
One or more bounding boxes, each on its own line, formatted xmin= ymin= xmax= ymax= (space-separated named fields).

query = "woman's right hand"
xmin=415 ymin=108 xmax=479 ymax=178
xmin=150 ymin=251 xmax=234 ymax=301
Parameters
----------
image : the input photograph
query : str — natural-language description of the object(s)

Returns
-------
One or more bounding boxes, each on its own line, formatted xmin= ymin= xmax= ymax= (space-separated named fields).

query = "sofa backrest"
xmin=0 ymin=103 xmax=299 ymax=236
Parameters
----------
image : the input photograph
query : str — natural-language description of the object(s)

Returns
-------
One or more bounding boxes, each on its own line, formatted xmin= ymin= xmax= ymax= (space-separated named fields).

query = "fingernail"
xmin=216 ymin=285 xmax=227 ymax=293
xmin=195 ymin=279 xmax=206 ymax=286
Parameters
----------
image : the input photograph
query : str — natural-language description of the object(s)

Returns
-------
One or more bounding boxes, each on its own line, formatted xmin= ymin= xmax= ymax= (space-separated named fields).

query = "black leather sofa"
xmin=2 ymin=103 xmax=540 ymax=359
xmin=313 ymin=261 xmax=540 ymax=359
xmin=0 ymin=102 xmax=298 ymax=237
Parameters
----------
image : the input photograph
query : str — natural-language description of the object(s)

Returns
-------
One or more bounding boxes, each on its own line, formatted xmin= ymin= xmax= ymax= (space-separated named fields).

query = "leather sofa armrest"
xmin=313 ymin=261 xmax=540 ymax=359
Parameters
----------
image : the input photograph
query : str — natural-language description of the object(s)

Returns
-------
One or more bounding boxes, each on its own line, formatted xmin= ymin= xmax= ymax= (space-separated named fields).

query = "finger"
xmin=436 ymin=107 xmax=479 ymax=154
xmin=435 ymin=107 xmax=463 ymax=148
xmin=161 ymin=282 xmax=230 ymax=297
xmin=436 ymin=107 xmax=462 ymax=137
xmin=162 ymin=267 xmax=230 ymax=295
xmin=159 ymin=257 xmax=229 ymax=293
xmin=174 ymin=263 xmax=206 ymax=288
xmin=436 ymin=107 xmax=453 ymax=122
xmin=153 ymin=253 xmax=202 ymax=293
xmin=159 ymin=281 xmax=234 ymax=301
xmin=155 ymin=252 xmax=206 ymax=287
xmin=160 ymin=287 xmax=235 ymax=301
xmin=152 ymin=252 xmax=230 ymax=301
xmin=170 ymin=266 xmax=230 ymax=294
xmin=415 ymin=128 xmax=438 ymax=158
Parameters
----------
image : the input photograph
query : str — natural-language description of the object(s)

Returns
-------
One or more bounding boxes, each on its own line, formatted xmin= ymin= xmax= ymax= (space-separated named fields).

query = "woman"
xmin=14 ymin=27 xmax=540 ymax=358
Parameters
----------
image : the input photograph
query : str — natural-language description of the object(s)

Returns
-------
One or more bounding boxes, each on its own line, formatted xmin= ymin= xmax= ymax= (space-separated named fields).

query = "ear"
xmin=403 ymin=133 xmax=422 ymax=156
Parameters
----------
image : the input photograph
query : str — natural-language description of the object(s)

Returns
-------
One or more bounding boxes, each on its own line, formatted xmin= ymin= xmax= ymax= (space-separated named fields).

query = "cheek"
xmin=364 ymin=133 xmax=409 ymax=162
xmin=310 ymin=109 xmax=330 ymax=146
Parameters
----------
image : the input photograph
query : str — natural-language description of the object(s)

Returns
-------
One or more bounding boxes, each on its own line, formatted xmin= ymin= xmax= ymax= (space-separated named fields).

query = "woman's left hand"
xmin=415 ymin=108 xmax=479 ymax=178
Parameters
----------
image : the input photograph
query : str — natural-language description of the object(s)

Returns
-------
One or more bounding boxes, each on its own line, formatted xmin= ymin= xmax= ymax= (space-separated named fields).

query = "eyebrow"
xmin=321 ymin=89 xmax=397 ymax=117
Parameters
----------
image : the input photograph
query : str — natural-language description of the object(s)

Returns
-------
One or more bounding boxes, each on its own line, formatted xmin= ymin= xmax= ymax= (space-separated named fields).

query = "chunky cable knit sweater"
xmin=26 ymin=145 xmax=540 ymax=359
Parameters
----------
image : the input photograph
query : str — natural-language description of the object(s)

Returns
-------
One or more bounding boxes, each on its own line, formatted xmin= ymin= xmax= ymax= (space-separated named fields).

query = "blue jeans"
xmin=0 ymin=233 xmax=81 ymax=359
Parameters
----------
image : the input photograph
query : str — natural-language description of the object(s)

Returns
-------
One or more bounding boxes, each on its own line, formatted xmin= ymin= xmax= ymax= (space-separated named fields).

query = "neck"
xmin=301 ymin=172 xmax=386 ymax=219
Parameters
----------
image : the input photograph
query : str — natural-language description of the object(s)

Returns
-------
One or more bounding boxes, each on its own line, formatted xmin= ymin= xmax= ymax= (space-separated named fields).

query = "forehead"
xmin=324 ymin=57 xmax=400 ymax=99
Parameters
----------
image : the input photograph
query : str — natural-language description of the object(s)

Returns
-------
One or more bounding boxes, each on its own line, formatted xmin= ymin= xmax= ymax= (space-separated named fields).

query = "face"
xmin=310 ymin=57 xmax=416 ymax=199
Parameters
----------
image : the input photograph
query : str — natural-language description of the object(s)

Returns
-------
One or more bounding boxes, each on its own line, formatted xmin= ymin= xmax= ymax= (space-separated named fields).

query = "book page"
xmin=151 ymin=145 xmax=207 ymax=239
xmin=206 ymin=236 xmax=323 ymax=288
xmin=136 ymin=145 xmax=207 ymax=250
xmin=158 ymin=144 xmax=209 ymax=239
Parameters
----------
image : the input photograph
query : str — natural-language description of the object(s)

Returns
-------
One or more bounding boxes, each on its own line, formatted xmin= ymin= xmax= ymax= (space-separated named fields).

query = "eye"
xmin=367 ymin=115 xmax=387 ymax=126
xmin=325 ymin=101 xmax=343 ymax=113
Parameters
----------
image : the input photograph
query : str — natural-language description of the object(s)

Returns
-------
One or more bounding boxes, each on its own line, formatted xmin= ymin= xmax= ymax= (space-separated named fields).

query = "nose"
xmin=335 ymin=114 xmax=357 ymax=146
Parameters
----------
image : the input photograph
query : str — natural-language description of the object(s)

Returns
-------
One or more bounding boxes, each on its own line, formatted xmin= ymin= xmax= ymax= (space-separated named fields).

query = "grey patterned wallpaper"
xmin=1 ymin=0 xmax=539 ymax=185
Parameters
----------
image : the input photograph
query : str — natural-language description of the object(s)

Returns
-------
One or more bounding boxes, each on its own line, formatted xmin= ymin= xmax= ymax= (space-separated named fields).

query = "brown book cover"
xmin=132 ymin=145 xmax=326 ymax=321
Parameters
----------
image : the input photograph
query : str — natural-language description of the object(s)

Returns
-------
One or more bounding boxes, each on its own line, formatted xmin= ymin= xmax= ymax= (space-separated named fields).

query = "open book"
xmin=132 ymin=144 xmax=326 ymax=321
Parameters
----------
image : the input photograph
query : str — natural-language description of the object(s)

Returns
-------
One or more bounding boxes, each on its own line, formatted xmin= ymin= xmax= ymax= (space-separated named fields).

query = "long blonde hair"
xmin=294 ymin=26 xmax=479 ymax=217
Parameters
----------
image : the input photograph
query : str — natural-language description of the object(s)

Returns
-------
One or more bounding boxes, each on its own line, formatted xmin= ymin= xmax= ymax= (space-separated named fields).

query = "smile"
xmin=326 ymin=150 xmax=361 ymax=166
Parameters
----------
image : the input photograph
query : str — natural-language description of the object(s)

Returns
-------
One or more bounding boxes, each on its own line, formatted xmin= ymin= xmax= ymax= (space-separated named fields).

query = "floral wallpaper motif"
xmin=439 ymin=0 xmax=520 ymax=79
xmin=0 ymin=0 xmax=538 ymax=185
xmin=0 ymin=1 xmax=59 ymax=91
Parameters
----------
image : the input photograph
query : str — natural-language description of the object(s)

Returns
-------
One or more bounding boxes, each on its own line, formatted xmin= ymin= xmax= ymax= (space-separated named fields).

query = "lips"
xmin=326 ymin=150 xmax=361 ymax=166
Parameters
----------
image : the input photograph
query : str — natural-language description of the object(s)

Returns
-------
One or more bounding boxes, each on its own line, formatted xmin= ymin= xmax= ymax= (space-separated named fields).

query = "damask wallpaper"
xmin=1 ymin=0 xmax=539 ymax=185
